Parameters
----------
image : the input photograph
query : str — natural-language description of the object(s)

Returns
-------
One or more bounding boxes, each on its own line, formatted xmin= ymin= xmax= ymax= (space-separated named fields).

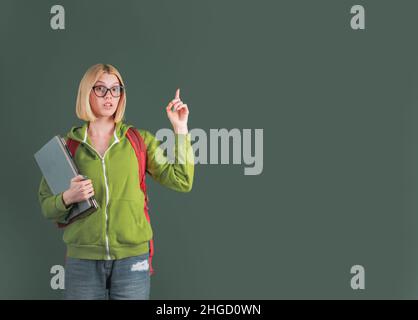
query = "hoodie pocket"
xmin=63 ymin=209 xmax=103 ymax=246
xmin=109 ymin=199 xmax=153 ymax=246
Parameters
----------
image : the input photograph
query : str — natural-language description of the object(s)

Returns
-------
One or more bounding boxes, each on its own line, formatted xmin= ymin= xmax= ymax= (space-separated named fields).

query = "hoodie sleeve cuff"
xmin=55 ymin=192 xmax=74 ymax=212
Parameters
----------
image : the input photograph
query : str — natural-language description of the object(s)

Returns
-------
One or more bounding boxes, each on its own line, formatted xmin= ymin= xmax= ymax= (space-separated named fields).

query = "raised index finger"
xmin=175 ymin=88 xmax=180 ymax=100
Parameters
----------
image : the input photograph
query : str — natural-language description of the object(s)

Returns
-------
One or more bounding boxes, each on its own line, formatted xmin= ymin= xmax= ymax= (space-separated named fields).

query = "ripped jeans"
xmin=64 ymin=252 xmax=151 ymax=300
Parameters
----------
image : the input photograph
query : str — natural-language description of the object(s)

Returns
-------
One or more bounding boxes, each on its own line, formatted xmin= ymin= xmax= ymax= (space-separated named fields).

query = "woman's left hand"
xmin=166 ymin=88 xmax=189 ymax=134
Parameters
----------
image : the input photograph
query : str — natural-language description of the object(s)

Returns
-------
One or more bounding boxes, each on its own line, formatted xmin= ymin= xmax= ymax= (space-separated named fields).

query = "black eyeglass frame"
xmin=91 ymin=85 xmax=125 ymax=97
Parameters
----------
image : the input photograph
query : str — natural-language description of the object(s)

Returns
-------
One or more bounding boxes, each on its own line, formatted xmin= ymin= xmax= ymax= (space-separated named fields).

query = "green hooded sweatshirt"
xmin=38 ymin=120 xmax=194 ymax=260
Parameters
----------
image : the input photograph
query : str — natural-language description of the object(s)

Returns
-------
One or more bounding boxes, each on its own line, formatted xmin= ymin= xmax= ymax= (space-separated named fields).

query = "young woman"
xmin=38 ymin=63 xmax=194 ymax=299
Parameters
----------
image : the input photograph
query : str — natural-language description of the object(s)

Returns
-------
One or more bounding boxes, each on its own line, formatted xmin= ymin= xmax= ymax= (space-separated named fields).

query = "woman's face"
xmin=89 ymin=73 xmax=122 ymax=119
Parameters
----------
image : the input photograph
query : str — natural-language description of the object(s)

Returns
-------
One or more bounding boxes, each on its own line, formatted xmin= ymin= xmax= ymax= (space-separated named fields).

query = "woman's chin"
xmin=102 ymin=107 xmax=116 ymax=114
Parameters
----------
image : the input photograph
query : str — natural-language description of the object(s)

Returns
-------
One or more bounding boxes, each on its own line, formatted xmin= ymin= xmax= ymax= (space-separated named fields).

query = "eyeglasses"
xmin=92 ymin=85 xmax=124 ymax=97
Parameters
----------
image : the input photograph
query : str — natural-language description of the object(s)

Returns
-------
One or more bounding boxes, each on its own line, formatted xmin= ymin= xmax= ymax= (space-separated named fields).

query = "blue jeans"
xmin=64 ymin=252 xmax=151 ymax=300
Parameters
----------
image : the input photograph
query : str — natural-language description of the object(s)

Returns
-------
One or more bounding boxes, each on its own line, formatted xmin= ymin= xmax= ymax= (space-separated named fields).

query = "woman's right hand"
xmin=62 ymin=175 xmax=95 ymax=206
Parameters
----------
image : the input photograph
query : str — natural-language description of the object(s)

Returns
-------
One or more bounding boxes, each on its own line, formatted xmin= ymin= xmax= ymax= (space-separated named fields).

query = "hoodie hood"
xmin=66 ymin=120 xmax=133 ymax=144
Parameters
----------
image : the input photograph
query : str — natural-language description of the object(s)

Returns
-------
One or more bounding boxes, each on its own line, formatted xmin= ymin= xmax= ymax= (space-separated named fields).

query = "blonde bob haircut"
xmin=75 ymin=63 xmax=126 ymax=123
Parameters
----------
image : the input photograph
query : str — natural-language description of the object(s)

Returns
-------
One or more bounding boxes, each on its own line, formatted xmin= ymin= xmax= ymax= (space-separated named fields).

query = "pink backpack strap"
xmin=56 ymin=138 xmax=80 ymax=229
xmin=126 ymin=127 xmax=154 ymax=276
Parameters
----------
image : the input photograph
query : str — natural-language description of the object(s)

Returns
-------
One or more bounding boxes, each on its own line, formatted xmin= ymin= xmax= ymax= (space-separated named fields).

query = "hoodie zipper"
xmin=82 ymin=132 xmax=119 ymax=260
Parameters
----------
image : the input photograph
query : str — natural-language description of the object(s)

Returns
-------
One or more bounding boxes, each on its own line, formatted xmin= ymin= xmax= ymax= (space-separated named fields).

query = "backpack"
xmin=59 ymin=127 xmax=155 ymax=275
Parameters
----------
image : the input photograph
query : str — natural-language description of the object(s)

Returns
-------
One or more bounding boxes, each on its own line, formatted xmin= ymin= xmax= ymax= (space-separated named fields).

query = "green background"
xmin=0 ymin=0 xmax=417 ymax=299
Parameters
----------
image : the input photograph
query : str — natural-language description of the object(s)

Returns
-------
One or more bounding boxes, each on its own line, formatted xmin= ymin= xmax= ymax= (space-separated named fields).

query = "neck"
xmin=88 ymin=117 xmax=116 ymax=137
